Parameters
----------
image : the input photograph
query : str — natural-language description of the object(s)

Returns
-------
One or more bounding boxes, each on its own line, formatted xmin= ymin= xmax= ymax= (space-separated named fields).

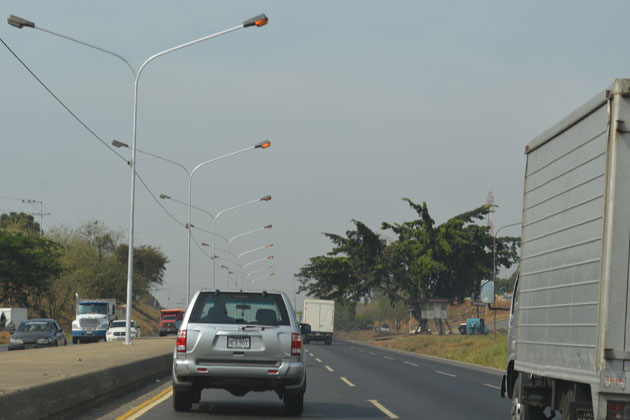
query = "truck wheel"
xmin=325 ymin=339 xmax=332 ymax=345
xmin=173 ymin=389 xmax=192 ymax=411
xmin=511 ymin=376 xmax=546 ymax=420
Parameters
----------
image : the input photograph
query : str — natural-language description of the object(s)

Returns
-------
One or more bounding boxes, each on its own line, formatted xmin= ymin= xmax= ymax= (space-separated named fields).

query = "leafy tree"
xmin=297 ymin=199 xmax=520 ymax=327
xmin=0 ymin=230 xmax=62 ymax=308
xmin=0 ymin=212 xmax=40 ymax=235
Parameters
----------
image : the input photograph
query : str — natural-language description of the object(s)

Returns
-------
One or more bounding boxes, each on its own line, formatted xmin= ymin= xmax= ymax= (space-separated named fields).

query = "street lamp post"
xmin=246 ymin=265 xmax=273 ymax=279
xmin=251 ymin=273 xmax=275 ymax=285
xmin=227 ymin=224 xmax=272 ymax=287
xmin=8 ymin=13 xmax=269 ymax=345
xmin=212 ymin=196 xmax=271 ymax=288
xmin=242 ymin=255 xmax=274 ymax=272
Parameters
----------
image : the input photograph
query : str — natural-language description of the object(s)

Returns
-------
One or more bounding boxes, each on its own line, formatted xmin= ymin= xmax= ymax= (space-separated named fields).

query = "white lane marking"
xmin=484 ymin=383 xmax=501 ymax=390
xmin=126 ymin=389 xmax=173 ymax=420
xmin=384 ymin=356 xmax=394 ymax=360
xmin=315 ymin=357 xmax=323 ymax=363
xmin=358 ymin=349 xmax=365 ymax=352
xmin=369 ymin=352 xmax=377 ymax=355
xmin=435 ymin=370 xmax=457 ymax=378
xmin=368 ymin=399 xmax=399 ymax=419
xmin=325 ymin=365 xmax=334 ymax=372
xmin=404 ymin=361 xmax=419 ymax=367
xmin=340 ymin=377 xmax=356 ymax=387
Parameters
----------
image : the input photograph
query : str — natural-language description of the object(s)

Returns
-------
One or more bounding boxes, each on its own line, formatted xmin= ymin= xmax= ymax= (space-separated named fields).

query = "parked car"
xmin=8 ymin=319 xmax=67 ymax=350
xmin=172 ymin=290 xmax=311 ymax=415
xmin=106 ymin=320 xmax=141 ymax=342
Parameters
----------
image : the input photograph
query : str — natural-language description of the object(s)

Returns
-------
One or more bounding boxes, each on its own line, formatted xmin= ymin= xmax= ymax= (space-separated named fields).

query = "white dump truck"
xmin=71 ymin=297 xmax=116 ymax=344
xmin=302 ymin=299 xmax=334 ymax=345
xmin=496 ymin=79 xmax=630 ymax=419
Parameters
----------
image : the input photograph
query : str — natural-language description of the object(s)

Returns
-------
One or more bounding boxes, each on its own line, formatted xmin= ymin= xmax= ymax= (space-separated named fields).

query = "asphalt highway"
xmin=128 ymin=338 xmax=510 ymax=419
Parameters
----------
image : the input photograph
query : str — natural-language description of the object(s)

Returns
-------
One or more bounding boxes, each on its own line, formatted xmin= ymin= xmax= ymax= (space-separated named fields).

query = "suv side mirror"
xmin=299 ymin=323 xmax=311 ymax=335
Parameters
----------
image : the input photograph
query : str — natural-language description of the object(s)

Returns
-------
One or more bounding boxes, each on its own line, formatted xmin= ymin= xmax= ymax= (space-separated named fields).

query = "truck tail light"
xmin=607 ymin=401 xmax=630 ymax=419
xmin=291 ymin=333 xmax=302 ymax=356
xmin=176 ymin=329 xmax=187 ymax=353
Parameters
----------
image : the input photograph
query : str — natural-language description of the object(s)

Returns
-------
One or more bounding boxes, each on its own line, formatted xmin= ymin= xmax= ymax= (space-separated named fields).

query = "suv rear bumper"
xmin=172 ymin=358 xmax=305 ymax=392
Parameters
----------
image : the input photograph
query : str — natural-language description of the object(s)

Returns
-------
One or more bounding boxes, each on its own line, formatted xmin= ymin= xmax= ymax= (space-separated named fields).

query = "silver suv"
xmin=172 ymin=290 xmax=311 ymax=415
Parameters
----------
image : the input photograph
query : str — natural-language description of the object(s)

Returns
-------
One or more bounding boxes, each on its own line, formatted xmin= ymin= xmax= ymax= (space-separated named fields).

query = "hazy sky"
xmin=2 ymin=1 xmax=629 ymax=310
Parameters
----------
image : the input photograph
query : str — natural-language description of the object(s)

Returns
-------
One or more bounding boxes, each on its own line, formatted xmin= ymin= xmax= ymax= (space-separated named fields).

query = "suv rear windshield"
xmin=189 ymin=292 xmax=290 ymax=326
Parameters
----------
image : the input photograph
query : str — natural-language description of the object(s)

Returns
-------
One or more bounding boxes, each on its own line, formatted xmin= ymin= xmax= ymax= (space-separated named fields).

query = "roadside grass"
xmin=0 ymin=331 xmax=9 ymax=345
xmin=337 ymin=331 xmax=507 ymax=370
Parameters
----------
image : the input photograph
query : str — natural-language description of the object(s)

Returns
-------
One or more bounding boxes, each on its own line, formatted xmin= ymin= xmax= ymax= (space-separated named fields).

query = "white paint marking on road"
xmin=125 ymin=389 xmax=173 ymax=420
xmin=404 ymin=361 xmax=419 ymax=367
xmin=315 ymin=357 xmax=323 ymax=363
xmin=340 ymin=377 xmax=356 ymax=387
xmin=369 ymin=351 xmax=377 ymax=355
xmin=484 ymin=383 xmax=501 ymax=390
xmin=368 ymin=399 xmax=399 ymax=419
xmin=384 ymin=356 xmax=394 ymax=360
xmin=358 ymin=348 xmax=365 ymax=352
xmin=325 ymin=365 xmax=334 ymax=372
xmin=435 ymin=370 xmax=457 ymax=378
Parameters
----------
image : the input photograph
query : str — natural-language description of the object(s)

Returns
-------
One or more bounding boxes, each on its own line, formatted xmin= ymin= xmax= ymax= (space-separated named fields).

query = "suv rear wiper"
xmin=240 ymin=324 xmax=278 ymax=331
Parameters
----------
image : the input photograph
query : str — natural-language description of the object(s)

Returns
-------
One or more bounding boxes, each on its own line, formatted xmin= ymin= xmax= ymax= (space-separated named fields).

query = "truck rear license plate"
xmin=228 ymin=336 xmax=250 ymax=349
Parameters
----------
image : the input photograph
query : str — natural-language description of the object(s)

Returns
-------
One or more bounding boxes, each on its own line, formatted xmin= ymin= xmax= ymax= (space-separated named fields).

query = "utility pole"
xmin=22 ymin=199 xmax=48 ymax=234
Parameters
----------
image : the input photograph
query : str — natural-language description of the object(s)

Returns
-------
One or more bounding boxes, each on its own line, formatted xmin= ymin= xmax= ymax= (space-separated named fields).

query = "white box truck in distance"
xmin=302 ymin=299 xmax=334 ymax=345
xmin=500 ymin=79 xmax=630 ymax=419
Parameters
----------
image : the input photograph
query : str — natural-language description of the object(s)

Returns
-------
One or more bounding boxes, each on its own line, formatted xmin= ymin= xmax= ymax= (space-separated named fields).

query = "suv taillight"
xmin=176 ymin=329 xmax=186 ymax=353
xmin=291 ymin=333 xmax=302 ymax=356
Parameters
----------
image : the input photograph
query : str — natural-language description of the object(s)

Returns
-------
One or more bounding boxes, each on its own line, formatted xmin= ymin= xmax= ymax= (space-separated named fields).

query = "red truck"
xmin=158 ymin=309 xmax=185 ymax=336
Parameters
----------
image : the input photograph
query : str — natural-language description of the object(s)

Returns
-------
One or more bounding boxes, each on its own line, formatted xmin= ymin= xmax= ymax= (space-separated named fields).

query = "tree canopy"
xmin=296 ymin=199 xmax=519 ymax=324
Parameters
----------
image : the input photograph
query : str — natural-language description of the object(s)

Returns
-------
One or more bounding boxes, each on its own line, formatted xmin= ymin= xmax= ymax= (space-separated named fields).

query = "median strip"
xmin=368 ymin=399 xmax=399 ymax=419
xmin=340 ymin=377 xmax=356 ymax=387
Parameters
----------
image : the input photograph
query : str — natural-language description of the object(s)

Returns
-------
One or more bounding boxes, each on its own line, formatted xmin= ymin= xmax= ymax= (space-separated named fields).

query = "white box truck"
xmin=302 ymin=299 xmax=334 ymax=345
xmin=499 ymin=79 xmax=630 ymax=419
xmin=0 ymin=308 xmax=27 ymax=333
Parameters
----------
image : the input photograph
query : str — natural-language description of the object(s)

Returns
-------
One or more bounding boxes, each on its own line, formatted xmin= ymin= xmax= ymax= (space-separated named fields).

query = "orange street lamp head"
xmin=260 ymin=195 xmax=272 ymax=201
xmin=7 ymin=15 xmax=35 ymax=29
xmin=243 ymin=14 xmax=269 ymax=28
xmin=201 ymin=242 xmax=209 ymax=247
xmin=268 ymin=256 xmax=274 ymax=260
xmin=266 ymin=243 xmax=273 ymax=248
xmin=264 ymin=224 xmax=272 ymax=229
xmin=271 ymin=273 xmax=275 ymax=277
xmin=255 ymin=140 xmax=271 ymax=149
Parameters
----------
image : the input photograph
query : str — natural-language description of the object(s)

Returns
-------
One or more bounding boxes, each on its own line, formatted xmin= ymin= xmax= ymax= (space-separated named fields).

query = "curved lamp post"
xmin=251 ymin=273 xmax=275 ymax=285
xmin=9 ymin=12 xmax=269 ymax=345
xmin=227 ymin=224 xmax=272 ymax=287
xmin=212 ymin=196 xmax=271 ymax=288
xmin=491 ymin=222 xmax=521 ymax=338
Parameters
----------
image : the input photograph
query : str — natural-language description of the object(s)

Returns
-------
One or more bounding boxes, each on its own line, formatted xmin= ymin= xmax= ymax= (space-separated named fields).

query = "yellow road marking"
xmin=325 ymin=365 xmax=334 ymax=372
xmin=340 ymin=377 xmax=356 ymax=387
xmin=368 ymin=399 xmax=399 ymax=419
xmin=315 ymin=357 xmax=323 ymax=363
xmin=115 ymin=385 xmax=173 ymax=420
xmin=435 ymin=370 xmax=457 ymax=378
xmin=484 ymin=383 xmax=501 ymax=390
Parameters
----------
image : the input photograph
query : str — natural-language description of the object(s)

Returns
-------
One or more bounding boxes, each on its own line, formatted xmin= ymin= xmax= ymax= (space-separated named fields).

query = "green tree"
xmin=297 ymin=199 xmax=520 ymax=326
xmin=0 ymin=230 xmax=62 ymax=309
xmin=0 ymin=212 xmax=41 ymax=235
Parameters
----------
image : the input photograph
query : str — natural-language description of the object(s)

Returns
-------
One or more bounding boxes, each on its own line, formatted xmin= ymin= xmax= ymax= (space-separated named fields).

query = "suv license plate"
xmin=228 ymin=336 xmax=250 ymax=349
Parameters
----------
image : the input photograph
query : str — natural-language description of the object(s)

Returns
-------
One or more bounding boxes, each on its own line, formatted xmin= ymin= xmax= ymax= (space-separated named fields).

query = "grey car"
xmin=8 ymin=319 xmax=67 ymax=350
xmin=172 ymin=290 xmax=311 ymax=415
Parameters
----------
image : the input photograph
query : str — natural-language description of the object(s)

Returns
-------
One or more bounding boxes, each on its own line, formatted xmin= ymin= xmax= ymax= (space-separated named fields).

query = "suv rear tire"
xmin=173 ymin=389 xmax=193 ymax=411
xmin=284 ymin=391 xmax=304 ymax=416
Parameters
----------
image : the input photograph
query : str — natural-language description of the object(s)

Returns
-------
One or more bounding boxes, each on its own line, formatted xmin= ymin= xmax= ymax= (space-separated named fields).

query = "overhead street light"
xmin=212 ymin=196 xmax=272 ymax=288
xmin=226 ymin=224 xmax=272 ymax=287
xmin=251 ymin=273 xmax=275 ymax=285
xmin=242 ymin=255 xmax=274 ymax=271
xmin=246 ymin=266 xmax=273 ymax=278
xmin=9 ymin=12 xmax=269 ymax=345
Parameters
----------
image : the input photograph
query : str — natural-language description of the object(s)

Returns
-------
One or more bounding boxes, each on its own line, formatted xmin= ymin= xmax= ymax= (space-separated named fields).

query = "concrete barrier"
xmin=0 ymin=338 xmax=174 ymax=420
